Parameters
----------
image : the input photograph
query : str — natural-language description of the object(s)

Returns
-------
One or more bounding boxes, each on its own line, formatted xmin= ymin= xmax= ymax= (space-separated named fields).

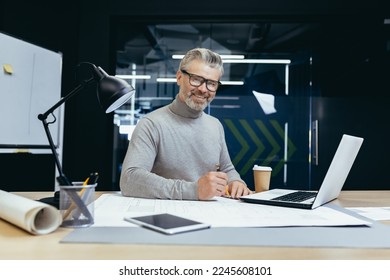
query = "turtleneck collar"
xmin=169 ymin=94 xmax=204 ymax=119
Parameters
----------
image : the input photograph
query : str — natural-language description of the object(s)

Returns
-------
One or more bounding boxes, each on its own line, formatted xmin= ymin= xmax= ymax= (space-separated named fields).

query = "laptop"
xmin=240 ymin=134 xmax=364 ymax=209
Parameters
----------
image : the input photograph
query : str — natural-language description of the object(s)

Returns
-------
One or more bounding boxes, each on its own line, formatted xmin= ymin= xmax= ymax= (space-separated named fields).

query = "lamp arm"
xmin=38 ymin=77 xmax=94 ymax=120
xmin=40 ymin=117 xmax=72 ymax=185
xmin=37 ymin=77 xmax=94 ymax=186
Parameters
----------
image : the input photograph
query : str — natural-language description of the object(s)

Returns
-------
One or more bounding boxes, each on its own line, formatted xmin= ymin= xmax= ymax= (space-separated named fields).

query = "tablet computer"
xmin=124 ymin=213 xmax=210 ymax=235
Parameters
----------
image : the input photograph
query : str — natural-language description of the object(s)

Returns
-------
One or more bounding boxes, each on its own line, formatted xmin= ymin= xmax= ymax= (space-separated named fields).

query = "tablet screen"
xmin=132 ymin=213 xmax=201 ymax=229
xmin=124 ymin=213 xmax=210 ymax=234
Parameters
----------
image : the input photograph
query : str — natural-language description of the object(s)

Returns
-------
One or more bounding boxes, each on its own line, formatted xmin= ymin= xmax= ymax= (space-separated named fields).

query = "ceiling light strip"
xmin=156 ymin=78 xmax=177 ymax=82
xmin=115 ymin=75 xmax=151 ymax=80
xmin=172 ymin=55 xmax=290 ymax=64
xmin=223 ymin=59 xmax=291 ymax=64
xmin=221 ymin=81 xmax=244 ymax=85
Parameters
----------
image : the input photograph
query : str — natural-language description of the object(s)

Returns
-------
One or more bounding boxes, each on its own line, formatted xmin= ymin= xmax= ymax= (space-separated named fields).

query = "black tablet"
xmin=124 ymin=213 xmax=210 ymax=235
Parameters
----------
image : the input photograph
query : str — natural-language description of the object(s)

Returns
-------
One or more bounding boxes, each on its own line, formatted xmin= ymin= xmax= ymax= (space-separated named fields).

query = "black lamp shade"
xmin=97 ymin=76 xmax=135 ymax=113
xmin=94 ymin=66 xmax=135 ymax=113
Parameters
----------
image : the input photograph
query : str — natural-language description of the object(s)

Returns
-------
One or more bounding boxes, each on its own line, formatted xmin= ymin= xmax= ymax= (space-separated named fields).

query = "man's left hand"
xmin=227 ymin=181 xmax=253 ymax=199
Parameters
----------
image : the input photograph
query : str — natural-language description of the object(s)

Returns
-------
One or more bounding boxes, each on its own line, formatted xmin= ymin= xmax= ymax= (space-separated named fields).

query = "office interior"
xmin=1 ymin=0 xmax=389 ymax=193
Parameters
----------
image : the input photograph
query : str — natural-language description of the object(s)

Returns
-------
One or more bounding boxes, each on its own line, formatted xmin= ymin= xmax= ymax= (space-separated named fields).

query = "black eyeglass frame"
xmin=180 ymin=69 xmax=221 ymax=92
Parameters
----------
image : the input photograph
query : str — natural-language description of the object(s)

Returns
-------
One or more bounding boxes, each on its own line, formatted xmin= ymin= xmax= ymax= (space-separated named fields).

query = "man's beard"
xmin=182 ymin=91 xmax=212 ymax=111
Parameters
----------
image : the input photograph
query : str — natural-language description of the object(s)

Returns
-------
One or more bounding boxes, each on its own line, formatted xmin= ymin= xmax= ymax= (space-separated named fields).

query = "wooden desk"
xmin=1 ymin=191 xmax=390 ymax=260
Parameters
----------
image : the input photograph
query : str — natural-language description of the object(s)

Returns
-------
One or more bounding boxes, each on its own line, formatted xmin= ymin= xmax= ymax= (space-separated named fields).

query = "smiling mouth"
xmin=191 ymin=93 xmax=207 ymax=102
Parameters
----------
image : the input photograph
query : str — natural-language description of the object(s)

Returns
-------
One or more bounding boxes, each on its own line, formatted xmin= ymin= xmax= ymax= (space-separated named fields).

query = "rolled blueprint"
xmin=0 ymin=190 xmax=62 ymax=235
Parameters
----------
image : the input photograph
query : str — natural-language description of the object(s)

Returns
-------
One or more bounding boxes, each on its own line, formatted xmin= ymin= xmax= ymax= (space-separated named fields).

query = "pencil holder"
xmin=59 ymin=182 xmax=97 ymax=227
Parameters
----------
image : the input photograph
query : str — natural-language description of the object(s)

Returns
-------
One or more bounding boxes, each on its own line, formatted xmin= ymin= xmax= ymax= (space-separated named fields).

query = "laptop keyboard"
xmin=271 ymin=191 xmax=317 ymax=202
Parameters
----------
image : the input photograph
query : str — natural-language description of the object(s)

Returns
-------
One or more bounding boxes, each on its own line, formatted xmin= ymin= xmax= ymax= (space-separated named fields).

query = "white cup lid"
xmin=253 ymin=165 xmax=272 ymax=171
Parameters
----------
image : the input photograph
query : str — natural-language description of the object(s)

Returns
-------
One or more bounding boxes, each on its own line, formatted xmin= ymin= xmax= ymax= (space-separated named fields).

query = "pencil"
xmin=62 ymin=174 xmax=94 ymax=220
xmin=216 ymin=163 xmax=230 ymax=197
xmin=225 ymin=185 xmax=230 ymax=197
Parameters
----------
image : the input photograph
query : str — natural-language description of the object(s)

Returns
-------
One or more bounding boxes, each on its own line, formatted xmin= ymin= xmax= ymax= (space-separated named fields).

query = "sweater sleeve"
xmin=119 ymin=117 xmax=199 ymax=200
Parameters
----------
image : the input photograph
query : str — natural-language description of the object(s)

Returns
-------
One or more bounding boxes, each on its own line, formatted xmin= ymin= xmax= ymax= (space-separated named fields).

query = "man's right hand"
xmin=197 ymin=171 xmax=228 ymax=200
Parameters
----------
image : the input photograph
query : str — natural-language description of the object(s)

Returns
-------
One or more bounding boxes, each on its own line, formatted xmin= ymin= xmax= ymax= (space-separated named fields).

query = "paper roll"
xmin=0 ymin=190 xmax=62 ymax=235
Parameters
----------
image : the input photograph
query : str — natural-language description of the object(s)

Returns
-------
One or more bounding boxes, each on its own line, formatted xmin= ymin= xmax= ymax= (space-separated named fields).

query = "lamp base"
xmin=37 ymin=175 xmax=72 ymax=209
xmin=38 ymin=191 xmax=60 ymax=209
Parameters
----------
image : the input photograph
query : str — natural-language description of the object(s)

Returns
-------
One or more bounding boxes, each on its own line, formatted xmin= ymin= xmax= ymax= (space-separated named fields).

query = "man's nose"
xmin=198 ymin=82 xmax=208 ymax=92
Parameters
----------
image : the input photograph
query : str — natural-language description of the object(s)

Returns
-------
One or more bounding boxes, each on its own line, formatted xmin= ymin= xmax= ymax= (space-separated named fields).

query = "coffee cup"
xmin=253 ymin=165 xmax=272 ymax=193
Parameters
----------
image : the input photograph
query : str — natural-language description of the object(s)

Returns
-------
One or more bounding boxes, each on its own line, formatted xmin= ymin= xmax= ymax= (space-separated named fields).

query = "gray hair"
xmin=179 ymin=48 xmax=224 ymax=76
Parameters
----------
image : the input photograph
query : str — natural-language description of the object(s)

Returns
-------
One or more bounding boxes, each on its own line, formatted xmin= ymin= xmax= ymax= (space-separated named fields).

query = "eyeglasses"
xmin=181 ymin=69 xmax=221 ymax=92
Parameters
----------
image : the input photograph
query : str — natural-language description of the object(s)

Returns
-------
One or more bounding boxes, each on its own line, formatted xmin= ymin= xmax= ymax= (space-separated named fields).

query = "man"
xmin=120 ymin=48 xmax=250 ymax=200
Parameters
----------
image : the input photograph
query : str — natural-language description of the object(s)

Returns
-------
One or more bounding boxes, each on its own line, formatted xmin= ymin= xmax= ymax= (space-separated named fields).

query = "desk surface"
xmin=1 ymin=191 xmax=390 ymax=260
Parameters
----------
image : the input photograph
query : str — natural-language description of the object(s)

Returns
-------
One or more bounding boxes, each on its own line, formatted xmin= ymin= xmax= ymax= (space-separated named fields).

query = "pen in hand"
xmin=215 ymin=163 xmax=230 ymax=197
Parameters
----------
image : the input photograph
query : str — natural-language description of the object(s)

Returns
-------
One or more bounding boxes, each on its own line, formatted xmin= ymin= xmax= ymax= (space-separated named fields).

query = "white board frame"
xmin=0 ymin=32 xmax=63 ymax=151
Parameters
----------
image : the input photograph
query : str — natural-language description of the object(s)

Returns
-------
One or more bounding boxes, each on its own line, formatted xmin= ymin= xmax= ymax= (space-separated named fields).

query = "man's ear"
xmin=176 ymin=70 xmax=182 ymax=86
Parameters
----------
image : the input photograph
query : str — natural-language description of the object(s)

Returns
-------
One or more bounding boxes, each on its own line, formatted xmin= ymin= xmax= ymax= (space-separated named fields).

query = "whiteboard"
xmin=0 ymin=32 xmax=63 ymax=148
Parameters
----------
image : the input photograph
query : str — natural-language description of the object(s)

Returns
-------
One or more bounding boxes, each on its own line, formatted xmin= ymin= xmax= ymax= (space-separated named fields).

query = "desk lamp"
xmin=37 ymin=62 xmax=135 ymax=207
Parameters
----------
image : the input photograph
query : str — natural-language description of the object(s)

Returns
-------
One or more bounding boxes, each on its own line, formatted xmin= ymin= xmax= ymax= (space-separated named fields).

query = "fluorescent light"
xmin=172 ymin=55 xmax=290 ymax=64
xmin=221 ymin=81 xmax=244 ymax=85
xmin=223 ymin=59 xmax=291 ymax=64
xmin=172 ymin=54 xmax=245 ymax=60
xmin=115 ymin=75 xmax=151 ymax=80
xmin=156 ymin=77 xmax=177 ymax=83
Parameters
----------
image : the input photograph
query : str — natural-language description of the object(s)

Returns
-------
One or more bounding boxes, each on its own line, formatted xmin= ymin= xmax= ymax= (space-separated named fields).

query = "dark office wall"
xmin=1 ymin=0 xmax=388 ymax=190
xmin=311 ymin=97 xmax=389 ymax=191
xmin=109 ymin=0 xmax=383 ymax=16
xmin=309 ymin=16 xmax=390 ymax=190
xmin=0 ymin=3 xmax=81 ymax=190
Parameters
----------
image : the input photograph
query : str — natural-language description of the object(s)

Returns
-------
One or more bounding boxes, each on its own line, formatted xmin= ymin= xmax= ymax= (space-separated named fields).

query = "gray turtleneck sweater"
xmin=120 ymin=95 xmax=245 ymax=200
